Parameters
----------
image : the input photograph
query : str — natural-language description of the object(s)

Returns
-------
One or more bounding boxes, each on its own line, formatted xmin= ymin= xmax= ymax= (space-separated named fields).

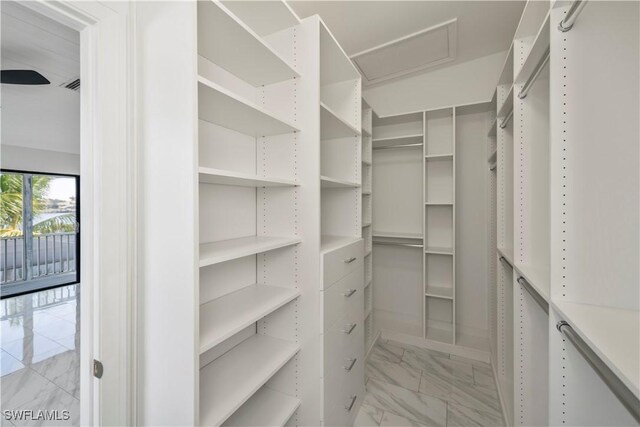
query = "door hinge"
xmin=93 ymin=359 xmax=104 ymax=379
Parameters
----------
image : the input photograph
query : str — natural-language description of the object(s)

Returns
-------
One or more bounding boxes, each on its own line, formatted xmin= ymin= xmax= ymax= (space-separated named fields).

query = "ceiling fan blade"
xmin=1 ymin=70 xmax=50 ymax=85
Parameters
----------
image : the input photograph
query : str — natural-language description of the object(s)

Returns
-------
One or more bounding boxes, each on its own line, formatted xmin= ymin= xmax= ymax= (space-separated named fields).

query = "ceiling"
xmin=1 ymin=1 xmax=80 ymax=155
xmin=289 ymin=1 xmax=525 ymax=85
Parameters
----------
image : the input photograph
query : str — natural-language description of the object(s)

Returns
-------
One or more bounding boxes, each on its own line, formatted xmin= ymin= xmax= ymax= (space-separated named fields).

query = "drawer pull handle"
xmin=345 ymin=395 xmax=358 ymax=412
xmin=344 ymin=358 xmax=357 ymax=371
xmin=342 ymin=323 xmax=357 ymax=334
xmin=343 ymin=289 xmax=357 ymax=297
xmin=344 ymin=257 xmax=357 ymax=264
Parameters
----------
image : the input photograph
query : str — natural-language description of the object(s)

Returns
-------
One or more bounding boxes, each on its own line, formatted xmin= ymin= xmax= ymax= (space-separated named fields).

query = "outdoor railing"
xmin=0 ymin=232 xmax=76 ymax=284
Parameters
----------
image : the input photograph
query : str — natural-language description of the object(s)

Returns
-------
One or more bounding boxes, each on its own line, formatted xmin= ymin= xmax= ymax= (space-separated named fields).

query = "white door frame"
xmin=19 ymin=1 xmax=135 ymax=425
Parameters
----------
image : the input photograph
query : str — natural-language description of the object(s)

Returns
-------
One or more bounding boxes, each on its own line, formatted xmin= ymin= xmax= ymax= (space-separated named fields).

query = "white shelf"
xmin=320 ymin=102 xmax=361 ymax=139
xmin=497 ymin=85 xmax=514 ymax=118
xmin=425 ymin=202 xmax=453 ymax=206
xmin=198 ymin=1 xmax=299 ymax=87
xmin=551 ymin=301 xmax=640 ymax=399
xmin=200 ymin=284 xmax=300 ymax=354
xmin=372 ymin=134 xmax=423 ymax=147
xmin=373 ymin=230 xmax=423 ymax=240
xmin=514 ymin=262 xmax=550 ymax=302
xmin=497 ymin=246 xmax=515 ymax=266
xmin=198 ymin=76 xmax=299 ymax=137
xmin=487 ymin=118 xmax=497 ymax=137
xmin=320 ymin=20 xmax=360 ymax=85
xmin=320 ymin=175 xmax=360 ymax=188
xmin=425 ymin=153 xmax=453 ymax=160
xmin=362 ymin=159 xmax=372 ymax=166
xmin=320 ymin=235 xmax=361 ymax=254
xmin=362 ymin=222 xmax=372 ymax=228
xmin=221 ymin=386 xmax=300 ymax=427
xmin=425 ymin=246 xmax=453 ymax=256
xmin=200 ymin=334 xmax=300 ymax=426
xmin=198 ymin=167 xmax=299 ymax=187
xmin=200 ymin=236 xmax=301 ymax=267
xmin=514 ymin=13 xmax=550 ymax=85
xmin=425 ymin=286 xmax=453 ymax=300
xmin=426 ymin=326 xmax=453 ymax=345
xmin=362 ymin=190 xmax=372 ymax=195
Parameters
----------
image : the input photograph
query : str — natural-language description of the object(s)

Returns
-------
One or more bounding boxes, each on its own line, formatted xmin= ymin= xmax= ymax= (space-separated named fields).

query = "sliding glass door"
xmin=0 ymin=170 xmax=79 ymax=297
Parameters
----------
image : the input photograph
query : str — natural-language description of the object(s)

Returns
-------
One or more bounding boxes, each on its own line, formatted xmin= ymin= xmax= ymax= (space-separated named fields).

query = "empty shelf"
xmin=425 ymin=247 xmax=453 ymax=255
xmin=497 ymin=247 xmax=515 ymax=266
xmin=321 ymin=102 xmax=361 ymax=139
xmin=372 ymin=134 xmax=423 ymax=148
xmin=200 ymin=236 xmax=301 ymax=267
xmin=321 ymin=176 xmax=360 ymax=188
xmin=497 ymin=85 xmax=514 ymax=118
xmin=199 ymin=167 xmax=299 ymax=187
xmin=200 ymin=334 xmax=300 ymax=426
xmin=514 ymin=12 xmax=550 ymax=85
xmin=514 ymin=262 xmax=550 ymax=302
xmin=200 ymin=284 xmax=300 ymax=354
xmin=198 ymin=1 xmax=298 ymax=87
xmin=362 ymin=222 xmax=372 ymax=228
xmin=425 ymin=153 xmax=453 ymax=160
xmin=551 ymin=301 xmax=640 ymax=399
xmin=221 ymin=387 xmax=300 ymax=427
xmin=321 ymin=235 xmax=361 ymax=254
xmin=373 ymin=231 xmax=423 ymax=240
xmin=425 ymin=286 xmax=454 ymax=300
xmin=425 ymin=202 xmax=453 ymax=206
xmin=198 ymin=76 xmax=299 ymax=137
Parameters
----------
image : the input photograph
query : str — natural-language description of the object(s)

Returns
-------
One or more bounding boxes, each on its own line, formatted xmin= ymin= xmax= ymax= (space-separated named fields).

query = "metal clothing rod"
xmin=558 ymin=0 xmax=588 ymax=32
xmin=499 ymin=109 xmax=513 ymax=129
xmin=557 ymin=321 xmax=640 ymax=423
xmin=373 ymin=241 xmax=423 ymax=248
xmin=373 ymin=143 xmax=423 ymax=150
xmin=499 ymin=256 xmax=512 ymax=269
xmin=518 ymin=48 xmax=550 ymax=99
xmin=516 ymin=276 xmax=549 ymax=314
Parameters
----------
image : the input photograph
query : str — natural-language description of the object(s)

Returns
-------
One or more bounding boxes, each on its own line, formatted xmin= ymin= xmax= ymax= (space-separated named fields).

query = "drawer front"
xmin=324 ymin=336 xmax=364 ymax=409
xmin=325 ymin=365 xmax=365 ymax=427
xmin=323 ymin=305 xmax=364 ymax=376
xmin=323 ymin=267 xmax=364 ymax=331
xmin=323 ymin=240 xmax=364 ymax=289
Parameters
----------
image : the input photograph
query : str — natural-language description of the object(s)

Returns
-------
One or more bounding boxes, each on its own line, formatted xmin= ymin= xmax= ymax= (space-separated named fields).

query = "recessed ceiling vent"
xmin=60 ymin=77 xmax=80 ymax=92
xmin=351 ymin=19 xmax=457 ymax=86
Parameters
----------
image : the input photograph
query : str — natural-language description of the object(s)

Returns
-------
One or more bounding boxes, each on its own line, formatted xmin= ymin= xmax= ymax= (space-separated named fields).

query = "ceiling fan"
xmin=1 ymin=70 xmax=50 ymax=85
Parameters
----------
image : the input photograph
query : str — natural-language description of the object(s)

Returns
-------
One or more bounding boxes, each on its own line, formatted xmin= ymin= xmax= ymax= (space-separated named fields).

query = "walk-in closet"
xmin=134 ymin=1 xmax=639 ymax=426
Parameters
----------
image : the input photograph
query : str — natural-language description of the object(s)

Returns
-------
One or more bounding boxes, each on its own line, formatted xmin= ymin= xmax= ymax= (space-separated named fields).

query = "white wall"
xmin=1 ymin=144 xmax=79 ymax=175
xmin=363 ymin=50 xmax=507 ymax=117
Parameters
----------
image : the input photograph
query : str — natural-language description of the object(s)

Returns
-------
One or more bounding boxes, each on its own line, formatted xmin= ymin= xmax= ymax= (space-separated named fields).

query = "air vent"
xmin=351 ymin=19 xmax=457 ymax=86
xmin=60 ymin=78 xmax=80 ymax=92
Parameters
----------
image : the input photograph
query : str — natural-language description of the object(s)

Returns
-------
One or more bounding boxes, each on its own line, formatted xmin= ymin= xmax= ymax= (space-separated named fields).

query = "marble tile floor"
xmin=1 ymin=285 xmax=79 ymax=426
xmin=354 ymin=340 xmax=504 ymax=427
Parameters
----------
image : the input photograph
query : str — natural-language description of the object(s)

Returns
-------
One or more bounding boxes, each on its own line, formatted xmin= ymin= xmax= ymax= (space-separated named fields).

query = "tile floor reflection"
xmin=1 ymin=285 xmax=79 ymax=426
xmin=355 ymin=340 xmax=505 ymax=427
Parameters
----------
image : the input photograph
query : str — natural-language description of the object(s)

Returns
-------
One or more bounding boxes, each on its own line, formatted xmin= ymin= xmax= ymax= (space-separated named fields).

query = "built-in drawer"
xmin=323 ymin=309 xmax=364 ymax=380
xmin=324 ymin=335 xmax=364 ymax=409
xmin=322 ymin=240 xmax=363 ymax=289
xmin=323 ymin=267 xmax=363 ymax=330
xmin=324 ymin=365 xmax=365 ymax=427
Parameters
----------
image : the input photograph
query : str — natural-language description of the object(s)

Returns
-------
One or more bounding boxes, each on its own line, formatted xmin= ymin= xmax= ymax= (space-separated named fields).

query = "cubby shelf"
xmin=497 ymin=85 xmax=514 ymax=118
xmin=425 ymin=202 xmax=453 ymax=206
xmin=551 ymin=301 xmax=640 ymax=399
xmin=200 ymin=334 xmax=300 ymax=426
xmin=514 ymin=13 xmax=550 ymax=85
xmin=373 ymin=231 xmax=423 ymax=239
xmin=424 ymin=246 xmax=453 ymax=256
xmin=425 ymin=286 xmax=454 ymax=300
xmin=372 ymin=134 xmax=423 ymax=146
xmin=199 ymin=284 xmax=300 ymax=354
xmin=198 ymin=1 xmax=299 ymax=87
xmin=200 ymin=236 xmax=301 ymax=267
xmin=198 ymin=167 xmax=299 ymax=187
xmin=425 ymin=153 xmax=453 ymax=160
xmin=221 ymin=387 xmax=300 ymax=427
xmin=320 ymin=235 xmax=362 ymax=254
xmin=198 ymin=76 xmax=300 ymax=137
xmin=320 ymin=176 xmax=360 ymax=188
xmin=320 ymin=102 xmax=361 ymax=139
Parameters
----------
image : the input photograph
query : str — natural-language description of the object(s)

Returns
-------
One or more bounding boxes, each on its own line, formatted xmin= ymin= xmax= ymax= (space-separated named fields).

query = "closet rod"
xmin=373 ymin=241 xmax=423 ymax=248
xmin=499 ymin=109 xmax=513 ymax=129
xmin=499 ymin=256 xmax=512 ymax=269
xmin=518 ymin=48 xmax=550 ymax=99
xmin=558 ymin=0 xmax=588 ymax=32
xmin=557 ymin=321 xmax=640 ymax=423
xmin=373 ymin=143 xmax=423 ymax=150
xmin=516 ymin=276 xmax=549 ymax=314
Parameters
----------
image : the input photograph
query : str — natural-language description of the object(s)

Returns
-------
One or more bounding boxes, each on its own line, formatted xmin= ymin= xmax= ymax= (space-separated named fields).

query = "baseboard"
xmin=380 ymin=330 xmax=491 ymax=363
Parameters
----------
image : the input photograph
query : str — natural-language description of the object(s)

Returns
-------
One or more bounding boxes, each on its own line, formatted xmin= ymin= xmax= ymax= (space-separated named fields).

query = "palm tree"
xmin=0 ymin=173 xmax=76 ymax=237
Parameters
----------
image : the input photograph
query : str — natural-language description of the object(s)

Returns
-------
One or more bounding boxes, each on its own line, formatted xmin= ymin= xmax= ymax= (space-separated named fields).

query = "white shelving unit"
xmin=362 ymin=100 xmax=376 ymax=357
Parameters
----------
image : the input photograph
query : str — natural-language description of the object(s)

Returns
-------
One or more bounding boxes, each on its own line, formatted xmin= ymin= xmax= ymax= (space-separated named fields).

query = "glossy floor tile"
xmin=355 ymin=339 xmax=505 ymax=427
xmin=1 ymin=285 xmax=79 ymax=427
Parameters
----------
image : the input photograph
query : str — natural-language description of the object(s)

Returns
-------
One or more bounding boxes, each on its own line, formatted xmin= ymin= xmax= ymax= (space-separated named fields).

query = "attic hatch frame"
xmin=350 ymin=18 xmax=457 ymax=87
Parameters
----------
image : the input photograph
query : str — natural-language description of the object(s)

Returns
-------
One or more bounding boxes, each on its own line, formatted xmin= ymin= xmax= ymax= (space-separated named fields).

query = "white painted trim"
xmin=19 ymin=2 xmax=135 ymax=425
xmin=381 ymin=330 xmax=491 ymax=363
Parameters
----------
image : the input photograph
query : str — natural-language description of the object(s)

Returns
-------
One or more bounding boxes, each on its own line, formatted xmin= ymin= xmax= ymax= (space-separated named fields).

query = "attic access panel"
xmin=351 ymin=19 xmax=457 ymax=86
